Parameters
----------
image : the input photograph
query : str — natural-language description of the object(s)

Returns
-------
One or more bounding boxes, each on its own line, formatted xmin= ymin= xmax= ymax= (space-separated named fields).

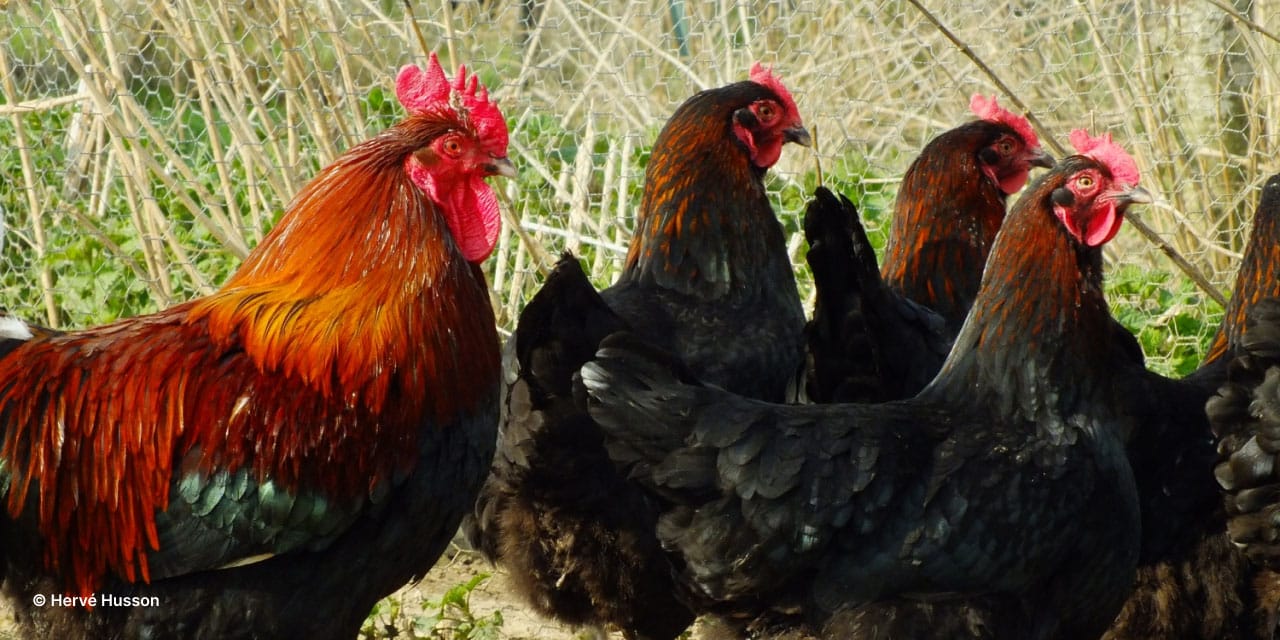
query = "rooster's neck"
xmin=190 ymin=130 xmax=499 ymax=420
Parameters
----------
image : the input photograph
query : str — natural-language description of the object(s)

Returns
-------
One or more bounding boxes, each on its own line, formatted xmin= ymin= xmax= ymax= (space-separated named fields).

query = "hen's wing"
xmin=580 ymin=331 xmax=1121 ymax=615
xmin=800 ymin=188 xmax=949 ymax=403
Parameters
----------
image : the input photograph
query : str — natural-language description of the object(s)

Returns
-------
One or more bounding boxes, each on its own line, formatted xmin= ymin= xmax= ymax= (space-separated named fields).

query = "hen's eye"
xmin=1076 ymin=175 xmax=1094 ymax=189
xmin=998 ymin=140 xmax=1015 ymax=155
xmin=756 ymin=102 xmax=777 ymax=121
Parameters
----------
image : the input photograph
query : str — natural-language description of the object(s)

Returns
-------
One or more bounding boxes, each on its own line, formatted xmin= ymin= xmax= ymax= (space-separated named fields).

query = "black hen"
xmin=1105 ymin=173 xmax=1280 ymax=640
xmin=466 ymin=65 xmax=811 ymax=640
xmin=803 ymin=96 xmax=1053 ymax=403
xmin=583 ymin=144 xmax=1151 ymax=640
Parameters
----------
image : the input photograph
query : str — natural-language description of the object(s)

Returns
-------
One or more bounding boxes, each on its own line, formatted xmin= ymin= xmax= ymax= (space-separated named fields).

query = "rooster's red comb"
xmin=1069 ymin=129 xmax=1139 ymax=186
xmin=970 ymin=94 xmax=1039 ymax=150
xmin=749 ymin=62 xmax=800 ymax=121
xmin=396 ymin=53 xmax=508 ymax=152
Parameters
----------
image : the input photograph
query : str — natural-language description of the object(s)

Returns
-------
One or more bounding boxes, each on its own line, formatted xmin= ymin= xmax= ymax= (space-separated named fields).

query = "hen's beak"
xmin=784 ymin=125 xmax=812 ymax=147
xmin=1113 ymin=185 xmax=1154 ymax=207
xmin=1029 ymin=148 xmax=1056 ymax=169
xmin=488 ymin=157 xmax=518 ymax=179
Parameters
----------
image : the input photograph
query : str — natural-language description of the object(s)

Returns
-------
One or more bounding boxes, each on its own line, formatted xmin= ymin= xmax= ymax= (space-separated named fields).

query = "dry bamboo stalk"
xmin=0 ymin=45 xmax=61 ymax=326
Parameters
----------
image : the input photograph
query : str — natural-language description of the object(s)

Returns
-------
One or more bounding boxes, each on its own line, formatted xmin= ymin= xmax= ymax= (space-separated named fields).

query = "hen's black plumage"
xmin=1212 ymin=178 xmax=1280 ymax=534
xmin=583 ymin=155 xmax=1150 ymax=640
xmin=466 ymin=73 xmax=810 ymax=640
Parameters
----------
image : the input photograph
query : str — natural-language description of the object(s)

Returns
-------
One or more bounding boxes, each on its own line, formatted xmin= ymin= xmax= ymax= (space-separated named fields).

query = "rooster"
xmin=802 ymin=95 xmax=1054 ymax=404
xmin=465 ymin=64 xmax=810 ymax=640
xmin=0 ymin=54 xmax=513 ymax=639
xmin=580 ymin=131 xmax=1152 ymax=640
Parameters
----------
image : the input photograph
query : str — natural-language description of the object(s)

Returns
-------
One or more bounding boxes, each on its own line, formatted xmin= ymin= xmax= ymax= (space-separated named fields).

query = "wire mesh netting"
xmin=1 ymin=0 xmax=1277 ymax=377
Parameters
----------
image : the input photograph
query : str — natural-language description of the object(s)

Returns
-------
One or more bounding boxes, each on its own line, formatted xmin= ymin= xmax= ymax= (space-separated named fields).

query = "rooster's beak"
xmin=784 ymin=125 xmax=812 ymax=147
xmin=1113 ymin=185 xmax=1153 ymax=207
xmin=1029 ymin=148 xmax=1056 ymax=169
xmin=487 ymin=157 xmax=518 ymax=179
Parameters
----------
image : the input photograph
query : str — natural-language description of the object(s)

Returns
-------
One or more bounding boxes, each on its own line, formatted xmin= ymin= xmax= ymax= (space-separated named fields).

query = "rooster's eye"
xmin=998 ymin=140 xmax=1015 ymax=155
xmin=1076 ymin=175 xmax=1095 ymax=189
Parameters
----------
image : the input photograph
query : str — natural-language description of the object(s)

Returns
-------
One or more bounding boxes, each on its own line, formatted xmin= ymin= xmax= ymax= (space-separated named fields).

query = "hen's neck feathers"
xmin=1204 ymin=175 xmax=1280 ymax=364
xmin=621 ymin=82 xmax=791 ymax=300
xmin=882 ymin=122 xmax=1010 ymax=324
xmin=925 ymin=158 xmax=1118 ymax=421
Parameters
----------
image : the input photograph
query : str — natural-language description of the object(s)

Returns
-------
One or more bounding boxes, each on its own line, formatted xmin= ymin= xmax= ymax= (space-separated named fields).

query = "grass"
xmin=362 ymin=573 xmax=504 ymax=640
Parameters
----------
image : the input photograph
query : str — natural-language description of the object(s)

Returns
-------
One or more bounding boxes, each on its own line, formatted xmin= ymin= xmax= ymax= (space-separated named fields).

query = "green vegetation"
xmin=1107 ymin=265 xmax=1224 ymax=377
xmin=361 ymin=573 xmax=504 ymax=640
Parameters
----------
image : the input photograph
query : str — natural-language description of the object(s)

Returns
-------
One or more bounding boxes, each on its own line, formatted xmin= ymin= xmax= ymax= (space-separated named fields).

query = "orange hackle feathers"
xmin=0 ymin=103 xmax=502 ymax=598
xmin=622 ymin=70 xmax=802 ymax=297
xmin=880 ymin=118 xmax=1010 ymax=327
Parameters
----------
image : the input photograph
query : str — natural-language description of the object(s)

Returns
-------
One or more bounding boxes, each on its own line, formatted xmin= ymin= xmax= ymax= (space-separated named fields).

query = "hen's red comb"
xmin=749 ymin=62 xmax=800 ymax=120
xmin=1069 ymin=129 xmax=1139 ymax=186
xmin=969 ymin=94 xmax=1039 ymax=149
xmin=396 ymin=53 xmax=508 ymax=150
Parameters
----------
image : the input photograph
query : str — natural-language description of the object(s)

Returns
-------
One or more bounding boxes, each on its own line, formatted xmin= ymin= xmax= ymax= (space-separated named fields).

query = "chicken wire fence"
xmin=1 ymin=0 xmax=1277 ymax=376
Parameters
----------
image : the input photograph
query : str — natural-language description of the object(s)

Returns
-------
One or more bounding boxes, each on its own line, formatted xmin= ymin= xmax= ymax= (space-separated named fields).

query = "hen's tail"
xmin=1210 ymin=297 xmax=1280 ymax=561
xmin=801 ymin=187 xmax=883 ymax=403
xmin=801 ymin=187 xmax=951 ymax=402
